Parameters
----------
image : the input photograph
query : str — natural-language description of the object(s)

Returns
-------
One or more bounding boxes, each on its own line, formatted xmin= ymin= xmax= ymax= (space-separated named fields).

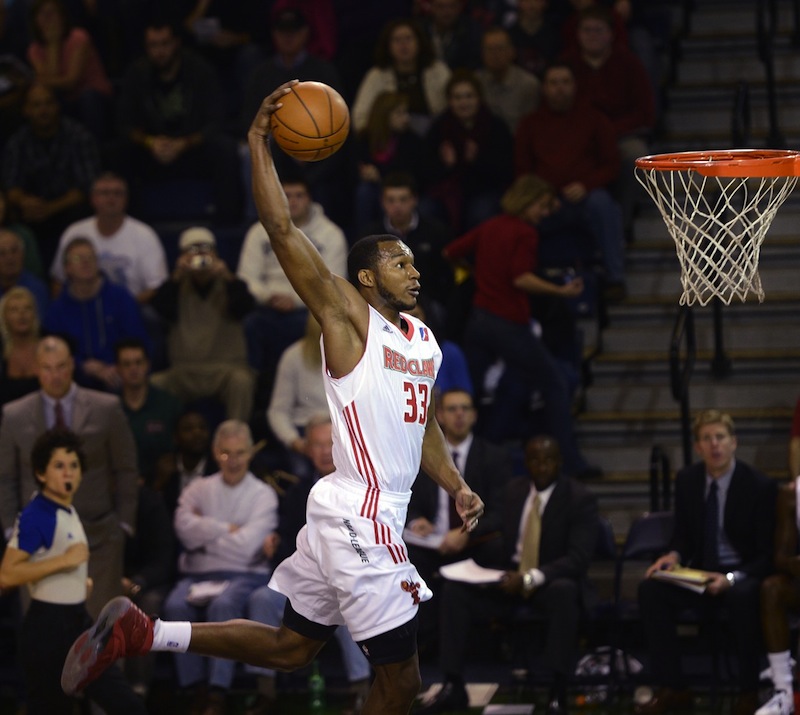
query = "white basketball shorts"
xmin=268 ymin=474 xmax=432 ymax=642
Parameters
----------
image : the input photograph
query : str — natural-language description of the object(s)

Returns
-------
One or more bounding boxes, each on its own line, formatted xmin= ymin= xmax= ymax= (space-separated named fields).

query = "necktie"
xmin=519 ymin=494 xmax=542 ymax=572
xmin=449 ymin=451 xmax=461 ymax=528
xmin=54 ymin=401 xmax=66 ymax=430
xmin=702 ymin=481 xmax=720 ymax=572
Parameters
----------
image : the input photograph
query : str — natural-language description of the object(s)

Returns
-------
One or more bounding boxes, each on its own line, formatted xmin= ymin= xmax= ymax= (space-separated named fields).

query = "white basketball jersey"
xmin=323 ymin=305 xmax=442 ymax=497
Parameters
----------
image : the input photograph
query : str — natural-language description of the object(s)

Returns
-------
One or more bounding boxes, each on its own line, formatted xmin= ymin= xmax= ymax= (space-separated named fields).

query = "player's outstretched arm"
xmin=420 ymin=397 xmax=484 ymax=532
xmin=247 ymin=82 xmax=360 ymax=325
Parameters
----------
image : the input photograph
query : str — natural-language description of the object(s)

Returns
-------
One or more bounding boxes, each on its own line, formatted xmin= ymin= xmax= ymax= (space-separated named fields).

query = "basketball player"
xmin=756 ymin=481 xmax=800 ymax=715
xmin=61 ymin=80 xmax=485 ymax=715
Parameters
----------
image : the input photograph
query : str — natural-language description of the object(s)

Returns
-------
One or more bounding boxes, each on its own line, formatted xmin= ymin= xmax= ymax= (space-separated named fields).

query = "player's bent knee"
xmin=270 ymin=631 xmax=323 ymax=671
xmin=373 ymin=657 xmax=421 ymax=707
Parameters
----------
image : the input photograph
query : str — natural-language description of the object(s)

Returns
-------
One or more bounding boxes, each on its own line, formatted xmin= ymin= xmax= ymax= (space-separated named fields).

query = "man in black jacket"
xmin=636 ymin=409 xmax=776 ymax=715
xmin=416 ymin=433 xmax=597 ymax=714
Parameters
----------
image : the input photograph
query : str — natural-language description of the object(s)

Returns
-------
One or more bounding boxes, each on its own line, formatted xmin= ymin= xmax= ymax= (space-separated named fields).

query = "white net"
xmin=635 ymin=166 xmax=798 ymax=306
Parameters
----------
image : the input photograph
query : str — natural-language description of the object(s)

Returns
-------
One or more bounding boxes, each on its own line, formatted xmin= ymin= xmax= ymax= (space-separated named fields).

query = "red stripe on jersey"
xmin=391 ymin=543 xmax=407 ymax=563
xmin=343 ymin=407 xmax=368 ymax=484
xmin=350 ymin=404 xmax=380 ymax=487
xmin=360 ymin=486 xmax=375 ymax=520
xmin=343 ymin=404 xmax=379 ymax=490
xmin=377 ymin=525 xmax=408 ymax=564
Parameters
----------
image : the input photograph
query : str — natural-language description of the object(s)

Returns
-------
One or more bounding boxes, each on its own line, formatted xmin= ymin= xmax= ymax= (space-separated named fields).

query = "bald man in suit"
xmin=0 ymin=335 xmax=139 ymax=617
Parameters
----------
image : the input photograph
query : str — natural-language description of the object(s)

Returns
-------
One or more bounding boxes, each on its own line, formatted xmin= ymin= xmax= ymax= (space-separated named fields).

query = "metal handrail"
xmin=732 ymin=81 xmax=751 ymax=148
xmin=649 ymin=445 xmax=672 ymax=512
xmin=669 ymin=305 xmax=695 ymax=468
xmin=756 ymin=0 xmax=785 ymax=147
xmin=792 ymin=0 xmax=800 ymax=44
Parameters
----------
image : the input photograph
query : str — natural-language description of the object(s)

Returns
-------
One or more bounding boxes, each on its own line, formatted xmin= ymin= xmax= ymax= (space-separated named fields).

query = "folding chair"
xmin=610 ymin=511 xmax=675 ymax=693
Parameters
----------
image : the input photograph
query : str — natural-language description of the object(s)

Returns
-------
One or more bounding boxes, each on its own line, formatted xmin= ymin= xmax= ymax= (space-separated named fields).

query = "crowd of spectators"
xmin=0 ymin=1 xmax=673 ymax=712
xmin=0 ymin=0 xmax=668 ymax=477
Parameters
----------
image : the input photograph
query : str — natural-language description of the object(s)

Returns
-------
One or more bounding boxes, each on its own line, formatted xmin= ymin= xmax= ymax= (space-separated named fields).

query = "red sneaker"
xmin=61 ymin=596 xmax=154 ymax=695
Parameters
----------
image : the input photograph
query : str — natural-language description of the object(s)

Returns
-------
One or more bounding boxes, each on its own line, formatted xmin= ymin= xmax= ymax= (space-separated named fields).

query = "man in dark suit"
xmin=416 ymin=433 xmax=598 ymax=714
xmin=405 ymin=388 xmax=511 ymax=651
xmin=0 ymin=334 xmax=139 ymax=617
xmin=636 ymin=409 xmax=776 ymax=715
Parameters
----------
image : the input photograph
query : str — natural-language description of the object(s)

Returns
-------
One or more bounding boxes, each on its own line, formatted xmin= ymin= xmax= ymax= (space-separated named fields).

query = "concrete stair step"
xmin=673 ymin=51 xmax=800 ymax=85
xmin=604 ymin=298 xmax=800 ymax=325
xmin=584 ymin=381 xmax=795 ymax=413
xmin=590 ymin=349 xmax=800 ymax=382
xmin=576 ymin=406 xmax=791 ymax=438
xmin=652 ymin=133 xmax=800 ymax=152
xmin=592 ymin=344 xmax=800 ymax=365
xmin=665 ymin=103 xmax=800 ymax=135
xmin=667 ymin=81 xmax=800 ymax=106
xmin=620 ymin=267 xmax=800 ymax=299
xmin=579 ymin=437 xmax=788 ymax=475
xmin=687 ymin=1 xmax=797 ymax=36
xmin=599 ymin=320 xmax=800 ymax=352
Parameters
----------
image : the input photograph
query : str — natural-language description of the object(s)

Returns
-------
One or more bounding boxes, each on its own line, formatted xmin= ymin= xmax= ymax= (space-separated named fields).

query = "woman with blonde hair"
xmin=0 ymin=286 xmax=42 ymax=406
xmin=443 ymin=173 xmax=593 ymax=476
xmin=266 ymin=314 xmax=328 ymax=479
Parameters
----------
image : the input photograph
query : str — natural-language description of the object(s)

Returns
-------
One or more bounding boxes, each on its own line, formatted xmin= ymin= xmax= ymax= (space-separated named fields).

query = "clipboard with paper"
xmin=651 ymin=566 xmax=712 ymax=594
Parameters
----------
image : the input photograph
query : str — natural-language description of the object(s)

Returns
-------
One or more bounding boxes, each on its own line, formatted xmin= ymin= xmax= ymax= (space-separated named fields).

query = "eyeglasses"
xmin=184 ymin=244 xmax=215 ymax=254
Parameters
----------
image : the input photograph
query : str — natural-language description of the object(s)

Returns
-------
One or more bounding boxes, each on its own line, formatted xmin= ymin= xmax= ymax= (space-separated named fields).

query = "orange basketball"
xmin=271 ymin=81 xmax=350 ymax=162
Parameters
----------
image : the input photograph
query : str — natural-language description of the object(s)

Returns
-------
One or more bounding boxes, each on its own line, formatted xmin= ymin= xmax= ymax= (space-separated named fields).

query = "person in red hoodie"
xmin=514 ymin=61 xmax=626 ymax=302
xmin=565 ymin=5 xmax=655 ymax=241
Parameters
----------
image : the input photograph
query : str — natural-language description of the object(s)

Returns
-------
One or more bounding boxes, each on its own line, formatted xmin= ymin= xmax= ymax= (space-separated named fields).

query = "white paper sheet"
xmin=402 ymin=527 xmax=445 ymax=549
xmin=439 ymin=558 xmax=505 ymax=584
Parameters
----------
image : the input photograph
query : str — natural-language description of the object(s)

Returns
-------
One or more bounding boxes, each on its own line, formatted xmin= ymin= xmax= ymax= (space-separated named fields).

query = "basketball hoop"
xmin=635 ymin=149 xmax=800 ymax=306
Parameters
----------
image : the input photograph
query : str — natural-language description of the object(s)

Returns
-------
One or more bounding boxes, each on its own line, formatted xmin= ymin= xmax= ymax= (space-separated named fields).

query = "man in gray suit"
xmin=0 ymin=335 xmax=139 ymax=617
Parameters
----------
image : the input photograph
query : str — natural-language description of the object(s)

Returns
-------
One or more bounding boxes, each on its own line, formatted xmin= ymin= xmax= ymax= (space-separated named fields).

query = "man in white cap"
xmin=149 ymin=227 xmax=256 ymax=422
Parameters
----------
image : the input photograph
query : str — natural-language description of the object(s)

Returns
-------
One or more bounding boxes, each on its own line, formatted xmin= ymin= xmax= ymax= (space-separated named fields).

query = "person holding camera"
xmin=149 ymin=227 xmax=256 ymax=422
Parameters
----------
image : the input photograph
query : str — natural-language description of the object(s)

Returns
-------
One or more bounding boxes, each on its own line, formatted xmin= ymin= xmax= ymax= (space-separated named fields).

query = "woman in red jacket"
xmin=444 ymin=174 xmax=592 ymax=477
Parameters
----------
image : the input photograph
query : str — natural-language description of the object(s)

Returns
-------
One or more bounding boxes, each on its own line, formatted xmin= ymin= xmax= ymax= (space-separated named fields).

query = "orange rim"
xmin=635 ymin=149 xmax=800 ymax=177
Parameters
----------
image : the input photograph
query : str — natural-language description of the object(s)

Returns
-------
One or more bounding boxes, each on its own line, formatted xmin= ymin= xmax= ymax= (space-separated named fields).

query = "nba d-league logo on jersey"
xmin=419 ymin=327 xmax=429 ymax=341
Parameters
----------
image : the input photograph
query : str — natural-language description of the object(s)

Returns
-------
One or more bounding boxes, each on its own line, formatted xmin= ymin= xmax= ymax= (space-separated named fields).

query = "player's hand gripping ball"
xmin=271 ymin=81 xmax=350 ymax=162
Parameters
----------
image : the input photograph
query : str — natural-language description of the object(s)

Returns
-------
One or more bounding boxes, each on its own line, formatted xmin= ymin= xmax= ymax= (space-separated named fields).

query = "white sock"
xmin=769 ymin=650 xmax=794 ymax=693
xmin=151 ymin=620 xmax=192 ymax=653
